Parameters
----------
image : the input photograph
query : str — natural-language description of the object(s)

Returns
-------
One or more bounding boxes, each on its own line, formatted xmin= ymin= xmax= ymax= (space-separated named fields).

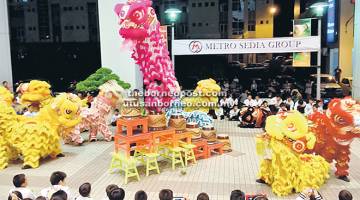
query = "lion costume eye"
xmin=131 ymin=8 xmax=146 ymax=24
xmin=334 ymin=115 xmax=345 ymax=124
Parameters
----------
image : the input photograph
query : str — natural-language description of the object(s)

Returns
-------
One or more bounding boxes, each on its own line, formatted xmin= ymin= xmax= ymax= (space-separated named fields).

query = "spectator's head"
xmin=253 ymin=195 xmax=268 ymax=200
xmin=255 ymin=95 xmax=260 ymax=100
xmin=252 ymin=80 xmax=256 ymax=84
xmin=308 ymin=98 xmax=314 ymax=104
xmin=230 ymin=190 xmax=245 ymax=200
xmin=35 ymin=196 xmax=47 ymax=200
xmin=8 ymin=191 xmax=23 ymax=200
xmin=2 ymin=81 xmax=8 ymax=87
xmin=109 ymin=188 xmax=125 ymax=200
xmin=134 ymin=190 xmax=147 ymax=200
xmin=197 ymin=193 xmax=210 ymax=200
xmin=247 ymin=95 xmax=252 ymax=100
xmin=298 ymin=99 xmax=304 ymax=105
xmin=159 ymin=189 xmax=173 ymax=200
xmin=317 ymin=100 xmax=323 ymax=107
xmin=13 ymin=174 xmax=27 ymax=187
xmin=287 ymin=96 xmax=292 ymax=101
xmin=261 ymin=101 xmax=268 ymax=107
xmin=276 ymin=95 xmax=281 ymax=101
xmin=280 ymin=103 xmax=287 ymax=111
xmin=79 ymin=182 xmax=91 ymax=197
xmin=339 ymin=190 xmax=352 ymax=200
xmin=50 ymin=190 xmax=67 ymax=200
xmin=106 ymin=184 xmax=119 ymax=198
xmin=233 ymin=105 xmax=238 ymax=110
xmin=50 ymin=171 xmax=67 ymax=186
xmin=114 ymin=109 xmax=119 ymax=115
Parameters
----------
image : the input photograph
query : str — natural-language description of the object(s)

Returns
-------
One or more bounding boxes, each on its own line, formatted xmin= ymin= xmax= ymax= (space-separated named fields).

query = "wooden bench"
xmin=192 ymin=139 xmax=208 ymax=159
xmin=117 ymin=117 xmax=149 ymax=137
xmin=207 ymin=142 xmax=224 ymax=158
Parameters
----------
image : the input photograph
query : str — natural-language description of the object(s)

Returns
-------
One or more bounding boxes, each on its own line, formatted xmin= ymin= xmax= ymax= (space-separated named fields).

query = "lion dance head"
xmin=19 ymin=80 xmax=52 ymax=107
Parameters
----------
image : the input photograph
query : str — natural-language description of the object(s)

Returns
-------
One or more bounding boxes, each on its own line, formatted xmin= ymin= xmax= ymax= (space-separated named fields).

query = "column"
xmin=0 ymin=0 xmax=13 ymax=88
xmin=353 ymin=1 xmax=360 ymax=99
xmin=97 ymin=0 xmax=143 ymax=90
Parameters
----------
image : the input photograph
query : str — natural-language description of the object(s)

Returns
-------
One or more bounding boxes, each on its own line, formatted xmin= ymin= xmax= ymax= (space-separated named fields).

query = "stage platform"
xmin=1 ymin=121 xmax=360 ymax=200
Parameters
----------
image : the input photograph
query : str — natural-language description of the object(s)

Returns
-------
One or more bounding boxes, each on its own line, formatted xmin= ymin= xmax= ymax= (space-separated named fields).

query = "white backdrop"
xmin=98 ymin=0 xmax=143 ymax=90
xmin=0 ymin=0 xmax=13 ymax=89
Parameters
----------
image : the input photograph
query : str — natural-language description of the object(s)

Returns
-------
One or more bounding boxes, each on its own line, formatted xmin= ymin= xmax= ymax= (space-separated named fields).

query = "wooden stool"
xmin=144 ymin=153 xmax=160 ymax=176
xmin=180 ymin=143 xmax=197 ymax=166
xmin=160 ymin=146 xmax=184 ymax=170
xmin=117 ymin=117 xmax=149 ymax=136
xmin=192 ymin=139 xmax=208 ymax=159
xmin=109 ymin=152 xmax=140 ymax=184
xmin=207 ymin=142 xmax=224 ymax=158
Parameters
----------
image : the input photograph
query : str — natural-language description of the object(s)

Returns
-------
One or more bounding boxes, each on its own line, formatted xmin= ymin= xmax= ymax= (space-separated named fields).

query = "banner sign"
xmin=172 ymin=36 xmax=320 ymax=55
xmin=293 ymin=18 xmax=312 ymax=67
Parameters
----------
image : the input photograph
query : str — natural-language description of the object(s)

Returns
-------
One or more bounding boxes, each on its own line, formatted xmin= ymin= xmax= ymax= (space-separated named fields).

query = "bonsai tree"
xmin=76 ymin=67 xmax=131 ymax=92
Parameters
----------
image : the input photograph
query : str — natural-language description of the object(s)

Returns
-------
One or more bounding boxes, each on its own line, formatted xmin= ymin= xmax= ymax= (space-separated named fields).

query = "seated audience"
xmin=103 ymin=184 xmax=119 ymax=200
xmin=295 ymin=99 xmax=306 ymax=114
xmin=134 ymin=190 xmax=147 ymax=200
xmin=270 ymin=95 xmax=282 ymax=108
xmin=296 ymin=189 xmax=323 ymax=200
xmin=9 ymin=174 xmax=35 ymax=199
xmin=305 ymin=99 xmax=315 ymax=116
xmin=41 ymin=171 xmax=71 ymax=199
xmin=253 ymin=95 xmax=263 ymax=107
xmin=338 ymin=190 xmax=352 ymax=200
xmin=278 ymin=103 xmax=288 ymax=113
xmin=260 ymin=101 xmax=271 ymax=112
xmin=229 ymin=106 xmax=240 ymax=121
xmin=50 ymin=190 xmax=67 ymax=200
xmin=284 ymin=96 xmax=294 ymax=110
xmin=230 ymin=190 xmax=245 ymax=200
xmin=159 ymin=189 xmax=173 ymax=200
xmin=36 ymin=197 xmax=47 ymax=200
xmin=197 ymin=192 xmax=209 ymax=200
xmin=244 ymin=95 xmax=256 ymax=107
xmin=110 ymin=109 xmax=121 ymax=126
xmin=75 ymin=183 xmax=92 ymax=200
xmin=108 ymin=188 xmax=125 ymax=200
xmin=8 ymin=191 xmax=23 ymax=200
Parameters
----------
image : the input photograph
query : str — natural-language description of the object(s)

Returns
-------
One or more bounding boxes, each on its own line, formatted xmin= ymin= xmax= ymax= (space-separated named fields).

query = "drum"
xmin=186 ymin=122 xmax=201 ymax=140
xmin=148 ymin=112 xmax=167 ymax=131
xmin=217 ymin=134 xmax=232 ymax=152
xmin=121 ymin=98 xmax=141 ymax=118
xmin=201 ymin=125 xmax=216 ymax=143
xmin=169 ymin=114 xmax=186 ymax=132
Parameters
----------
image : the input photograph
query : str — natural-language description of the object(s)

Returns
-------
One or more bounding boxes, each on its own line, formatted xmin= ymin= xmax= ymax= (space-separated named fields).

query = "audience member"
xmin=9 ymin=174 xmax=35 ymax=200
xmin=196 ymin=192 xmax=210 ymax=200
xmin=104 ymin=184 xmax=119 ymax=200
xmin=295 ymin=99 xmax=306 ymax=114
xmin=238 ymin=90 xmax=248 ymax=105
xmin=2 ymin=80 xmax=11 ymax=91
xmin=284 ymin=96 xmax=294 ymax=110
xmin=244 ymin=95 xmax=255 ymax=107
xmin=50 ymin=190 xmax=67 ymax=200
xmin=230 ymin=190 xmax=245 ymax=200
xmin=315 ymin=100 xmax=324 ymax=113
xmin=253 ymin=95 xmax=263 ymax=107
xmin=8 ymin=191 xmax=23 ymax=200
xmin=278 ymin=103 xmax=288 ymax=113
xmin=338 ymin=190 xmax=352 ymax=200
xmin=296 ymin=189 xmax=323 ymax=200
xmin=108 ymin=188 xmax=125 ymax=200
xmin=75 ymin=183 xmax=92 ymax=200
xmin=250 ymin=80 xmax=258 ymax=95
xmin=229 ymin=106 xmax=240 ymax=121
xmin=270 ymin=95 xmax=282 ymax=108
xmin=35 ymin=197 xmax=47 ymax=200
xmin=110 ymin=109 xmax=121 ymax=126
xmin=41 ymin=171 xmax=71 ymax=199
xmin=134 ymin=190 xmax=147 ymax=200
xmin=159 ymin=189 xmax=173 ymax=200
xmin=305 ymin=80 xmax=312 ymax=99
xmin=260 ymin=101 xmax=271 ymax=112
xmin=305 ymin=99 xmax=315 ymax=116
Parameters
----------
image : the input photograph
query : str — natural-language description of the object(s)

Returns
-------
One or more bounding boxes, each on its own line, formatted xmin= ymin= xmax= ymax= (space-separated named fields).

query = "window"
xmin=248 ymin=24 xmax=255 ymax=31
xmin=198 ymin=3 xmax=202 ymax=7
xmin=82 ymin=25 xmax=85 ymax=29
xmin=69 ymin=26 xmax=74 ymax=30
xmin=210 ymin=2 xmax=215 ymax=6
xmin=32 ymin=8 xmax=35 ymax=12
xmin=80 ymin=6 xmax=84 ymax=10
xmin=64 ymin=26 xmax=68 ymax=30
xmin=32 ymin=26 xmax=36 ymax=31
xmin=220 ymin=24 xmax=228 ymax=33
xmin=198 ymin=22 xmax=202 ymax=27
xmin=266 ymin=20 xmax=269 ymax=24
xmin=63 ymin=7 xmax=67 ymax=11
xmin=205 ymin=2 xmax=209 ymax=7
xmin=266 ymin=0 xmax=270 ymax=3
xmin=68 ymin=6 xmax=72 ymax=11
xmin=182 ymin=6 xmax=187 ymax=13
xmin=75 ymin=7 xmax=79 ymax=10
xmin=192 ymin=23 xmax=196 ymax=27
xmin=260 ymin=20 xmax=264 ymax=24
xmin=192 ymin=3 xmax=196 ymax=7
xmin=206 ymin=23 xmax=209 ymax=26
xmin=27 ymin=8 xmax=31 ymax=12
xmin=28 ymin=27 xmax=32 ymax=31
xmin=76 ymin=26 xmax=80 ymax=29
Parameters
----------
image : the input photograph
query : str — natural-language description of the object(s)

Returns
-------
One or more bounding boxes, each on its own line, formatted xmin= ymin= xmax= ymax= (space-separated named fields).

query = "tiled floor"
xmin=1 ymin=121 xmax=360 ymax=200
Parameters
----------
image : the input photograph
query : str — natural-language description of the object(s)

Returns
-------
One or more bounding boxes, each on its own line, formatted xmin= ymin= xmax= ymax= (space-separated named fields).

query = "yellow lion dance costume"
xmin=182 ymin=79 xmax=221 ymax=113
xmin=0 ymin=89 xmax=82 ymax=169
xmin=256 ymin=111 xmax=330 ymax=196
xmin=18 ymin=80 xmax=52 ymax=109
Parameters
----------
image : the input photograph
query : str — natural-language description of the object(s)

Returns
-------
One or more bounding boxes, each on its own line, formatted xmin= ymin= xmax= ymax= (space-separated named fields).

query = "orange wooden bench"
xmin=207 ymin=142 xmax=224 ymax=158
xmin=173 ymin=131 xmax=192 ymax=147
xmin=192 ymin=139 xmax=208 ymax=159
xmin=117 ymin=117 xmax=149 ymax=137
xmin=114 ymin=133 xmax=153 ymax=157
xmin=150 ymin=128 xmax=176 ymax=147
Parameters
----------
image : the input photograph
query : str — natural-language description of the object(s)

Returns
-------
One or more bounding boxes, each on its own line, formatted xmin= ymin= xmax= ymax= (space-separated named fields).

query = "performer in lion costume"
xmin=0 ymin=92 xmax=82 ymax=169
xmin=308 ymin=98 xmax=360 ymax=182
xmin=256 ymin=111 xmax=330 ymax=196
xmin=18 ymin=80 xmax=52 ymax=109
xmin=182 ymin=79 xmax=221 ymax=113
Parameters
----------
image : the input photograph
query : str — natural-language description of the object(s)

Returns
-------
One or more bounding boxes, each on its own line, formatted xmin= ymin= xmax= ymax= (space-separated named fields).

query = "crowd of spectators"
xmin=6 ymin=172 xmax=354 ymax=200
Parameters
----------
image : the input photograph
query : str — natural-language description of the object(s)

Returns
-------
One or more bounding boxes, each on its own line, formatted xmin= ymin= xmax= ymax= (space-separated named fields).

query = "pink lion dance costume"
xmin=114 ymin=0 xmax=179 ymax=112
xmin=308 ymin=98 xmax=360 ymax=182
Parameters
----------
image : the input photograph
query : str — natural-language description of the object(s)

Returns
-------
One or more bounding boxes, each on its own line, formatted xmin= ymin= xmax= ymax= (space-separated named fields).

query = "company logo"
xmin=189 ymin=41 xmax=202 ymax=53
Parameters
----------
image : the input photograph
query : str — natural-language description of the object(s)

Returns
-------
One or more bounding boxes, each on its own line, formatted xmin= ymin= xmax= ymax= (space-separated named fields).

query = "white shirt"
xmin=229 ymin=109 xmax=240 ymax=118
xmin=304 ymin=103 xmax=313 ymax=116
xmin=244 ymin=99 xmax=256 ymax=107
xmin=9 ymin=187 xmax=35 ymax=200
xmin=284 ymin=100 xmax=294 ymax=110
xmin=24 ymin=111 xmax=38 ymax=117
xmin=294 ymin=101 xmax=306 ymax=111
xmin=270 ymin=97 xmax=282 ymax=107
xmin=75 ymin=196 xmax=93 ymax=200
xmin=219 ymin=99 xmax=226 ymax=107
xmin=40 ymin=185 xmax=72 ymax=200
xmin=253 ymin=99 xmax=263 ymax=107
xmin=225 ymin=97 xmax=234 ymax=108
xmin=110 ymin=114 xmax=120 ymax=123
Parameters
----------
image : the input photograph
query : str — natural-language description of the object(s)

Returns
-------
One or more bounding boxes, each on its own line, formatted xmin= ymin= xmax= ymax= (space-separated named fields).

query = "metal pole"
xmin=171 ymin=22 xmax=175 ymax=70
xmin=353 ymin=1 xmax=360 ymax=100
xmin=316 ymin=19 xmax=322 ymax=100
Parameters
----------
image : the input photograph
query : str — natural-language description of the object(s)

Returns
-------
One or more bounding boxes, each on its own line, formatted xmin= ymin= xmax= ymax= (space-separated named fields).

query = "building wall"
xmin=254 ymin=0 xmax=273 ymax=38
xmin=0 ymin=0 xmax=14 ymax=87
xmin=339 ymin=0 xmax=354 ymax=78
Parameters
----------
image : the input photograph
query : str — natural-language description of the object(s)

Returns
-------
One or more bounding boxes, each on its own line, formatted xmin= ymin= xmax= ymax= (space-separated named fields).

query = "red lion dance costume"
xmin=308 ymin=98 xmax=360 ymax=182
xmin=114 ymin=0 xmax=179 ymax=112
